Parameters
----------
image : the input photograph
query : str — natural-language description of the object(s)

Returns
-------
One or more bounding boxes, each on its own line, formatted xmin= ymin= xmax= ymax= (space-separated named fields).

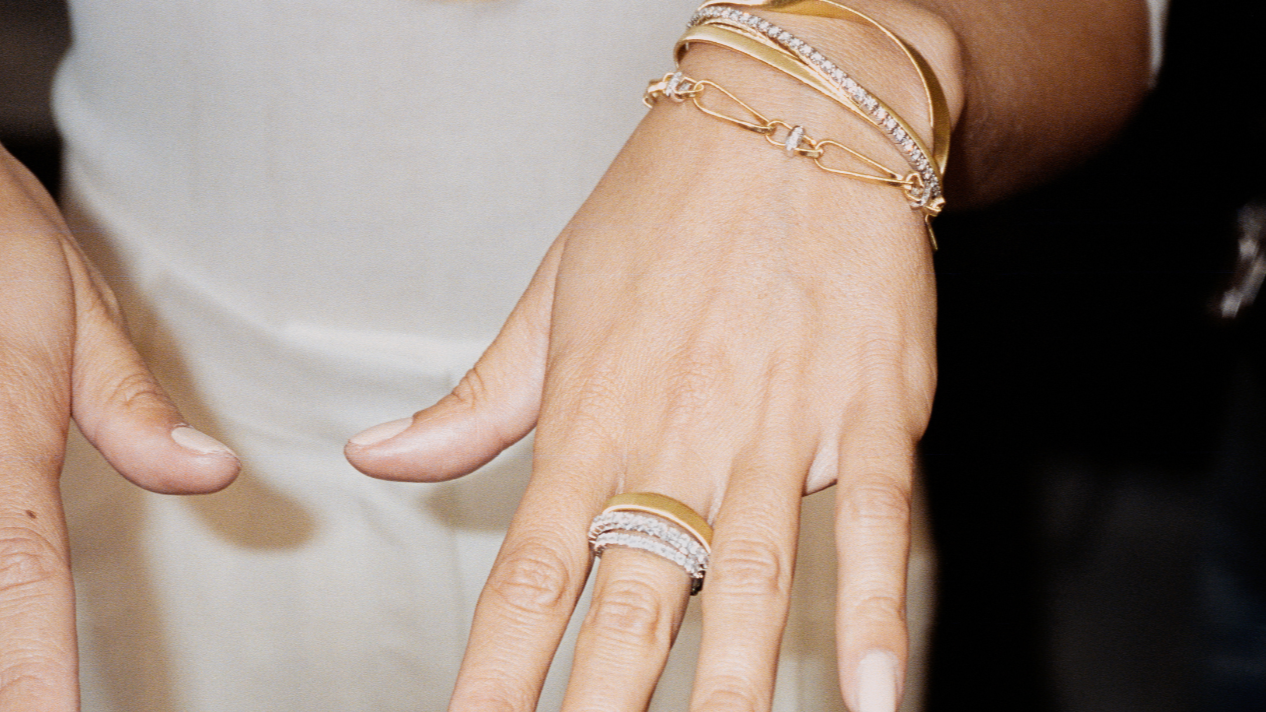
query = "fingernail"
xmin=348 ymin=417 xmax=412 ymax=447
xmin=171 ymin=426 xmax=236 ymax=457
xmin=856 ymin=650 xmax=898 ymax=712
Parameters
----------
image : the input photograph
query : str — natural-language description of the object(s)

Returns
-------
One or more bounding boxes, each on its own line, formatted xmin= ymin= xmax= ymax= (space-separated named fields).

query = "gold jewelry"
xmin=646 ymin=72 xmax=910 ymax=191
xmin=667 ymin=1 xmax=952 ymax=248
xmin=589 ymin=493 xmax=713 ymax=594
xmin=601 ymin=493 xmax=713 ymax=552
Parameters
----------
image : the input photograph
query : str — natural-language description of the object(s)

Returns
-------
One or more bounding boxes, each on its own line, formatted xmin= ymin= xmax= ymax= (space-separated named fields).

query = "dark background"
xmin=3 ymin=1 xmax=1263 ymax=710
xmin=0 ymin=0 xmax=68 ymax=192
xmin=926 ymin=1 xmax=1266 ymax=710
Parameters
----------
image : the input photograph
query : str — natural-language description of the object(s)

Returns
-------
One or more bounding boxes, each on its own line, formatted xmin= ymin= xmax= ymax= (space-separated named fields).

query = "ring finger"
xmin=562 ymin=486 xmax=715 ymax=711
xmin=561 ymin=541 xmax=695 ymax=711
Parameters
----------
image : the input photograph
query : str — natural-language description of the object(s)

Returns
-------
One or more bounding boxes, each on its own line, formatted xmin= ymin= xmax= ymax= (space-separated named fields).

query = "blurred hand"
xmin=0 ymin=146 xmax=239 ymax=710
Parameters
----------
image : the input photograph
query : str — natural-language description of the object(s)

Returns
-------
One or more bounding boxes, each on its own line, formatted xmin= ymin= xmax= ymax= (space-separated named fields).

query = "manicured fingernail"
xmin=856 ymin=650 xmax=898 ymax=712
xmin=171 ymin=426 xmax=236 ymax=457
xmin=348 ymin=418 xmax=412 ymax=447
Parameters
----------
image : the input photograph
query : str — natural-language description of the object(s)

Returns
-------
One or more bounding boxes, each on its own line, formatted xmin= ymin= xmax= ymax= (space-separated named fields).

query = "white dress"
xmin=53 ymin=1 xmax=944 ymax=710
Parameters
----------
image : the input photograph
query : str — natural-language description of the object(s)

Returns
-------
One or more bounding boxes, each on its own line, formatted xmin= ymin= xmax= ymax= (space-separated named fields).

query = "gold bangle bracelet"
xmin=693 ymin=0 xmax=950 ymax=187
xmin=671 ymin=2 xmax=952 ymax=248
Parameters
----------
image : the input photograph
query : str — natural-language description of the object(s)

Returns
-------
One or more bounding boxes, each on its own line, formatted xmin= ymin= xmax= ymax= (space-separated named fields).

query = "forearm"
xmin=905 ymin=0 xmax=1152 ymax=204
xmin=676 ymin=0 xmax=1150 ymax=217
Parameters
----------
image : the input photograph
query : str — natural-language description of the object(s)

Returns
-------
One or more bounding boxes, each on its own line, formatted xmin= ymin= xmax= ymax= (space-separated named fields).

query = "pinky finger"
xmin=834 ymin=428 xmax=917 ymax=712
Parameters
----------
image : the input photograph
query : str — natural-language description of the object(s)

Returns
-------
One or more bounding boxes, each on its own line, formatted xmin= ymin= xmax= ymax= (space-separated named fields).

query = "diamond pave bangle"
xmin=686 ymin=4 xmax=943 ymax=214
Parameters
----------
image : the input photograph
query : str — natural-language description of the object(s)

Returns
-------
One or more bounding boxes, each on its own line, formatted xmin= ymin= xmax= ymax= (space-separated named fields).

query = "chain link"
xmin=645 ymin=72 xmax=921 ymax=193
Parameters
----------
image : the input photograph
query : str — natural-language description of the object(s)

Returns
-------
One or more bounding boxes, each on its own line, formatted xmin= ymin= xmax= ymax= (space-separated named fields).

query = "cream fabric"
xmin=53 ymin=1 xmax=934 ymax=710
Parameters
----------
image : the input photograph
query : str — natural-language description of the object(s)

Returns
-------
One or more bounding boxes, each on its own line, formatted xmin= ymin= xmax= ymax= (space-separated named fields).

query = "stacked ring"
xmin=588 ymin=493 xmax=713 ymax=595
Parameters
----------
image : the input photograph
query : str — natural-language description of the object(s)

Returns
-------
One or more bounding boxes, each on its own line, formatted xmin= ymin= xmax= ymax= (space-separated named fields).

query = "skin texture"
xmin=347 ymin=1 xmax=1151 ymax=711
xmin=0 ymin=0 xmax=1149 ymax=709
xmin=0 ymin=148 xmax=240 ymax=710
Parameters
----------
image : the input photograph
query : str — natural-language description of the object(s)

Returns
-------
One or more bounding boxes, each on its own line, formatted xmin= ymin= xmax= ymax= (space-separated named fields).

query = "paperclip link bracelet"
xmin=663 ymin=0 xmax=953 ymax=249
xmin=646 ymin=71 xmax=911 ymax=192
xmin=685 ymin=4 xmax=942 ymax=213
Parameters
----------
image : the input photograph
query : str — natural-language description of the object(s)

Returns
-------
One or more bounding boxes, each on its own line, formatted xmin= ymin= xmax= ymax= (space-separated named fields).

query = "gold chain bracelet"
xmin=667 ymin=1 xmax=950 ymax=249
xmin=646 ymin=71 xmax=921 ymax=196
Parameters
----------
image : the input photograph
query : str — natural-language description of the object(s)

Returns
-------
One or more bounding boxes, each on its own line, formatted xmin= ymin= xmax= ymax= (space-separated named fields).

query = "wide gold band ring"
xmin=601 ymin=492 xmax=713 ymax=553
xmin=589 ymin=492 xmax=714 ymax=595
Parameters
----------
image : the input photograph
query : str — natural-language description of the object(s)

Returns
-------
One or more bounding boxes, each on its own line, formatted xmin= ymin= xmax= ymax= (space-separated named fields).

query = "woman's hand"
xmin=347 ymin=4 xmax=960 ymax=707
xmin=0 ymin=147 xmax=239 ymax=710
xmin=349 ymin=0 xmax=1155 ymax=705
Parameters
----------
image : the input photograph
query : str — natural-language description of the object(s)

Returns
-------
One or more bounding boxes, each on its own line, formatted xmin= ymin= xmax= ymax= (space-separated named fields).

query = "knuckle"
xmin=451 ymin=686 xmax=531 ymax=712
xmin=535 ymin=358 xmax=623 ymax=446
xmin=484 ymin=540 xmax=575 ymax=618
xmin=855 ymin=333 xmax=905 ymax=367
xmin=708 ymin=535 xmax=788 ymax=599
xmin=451 ymin=365 xmax=491 ymax=409
xmin=845 ymin=591 xmax=906 ymax=625
xmin=102 ymin=369 xmax=171 ymax=413
xmin=446 ymin=366 xmax=515 ymax=448
xmin=0 ymin=661 xmax=65 ymax=704
xmin=693 ymin=683 xmax=766 ymax=712
xmin=90 ymin=280 xmax=124 ymax=322
xmin=585 ymin=576 xmax=672 ymax=650
xmin=844 ymin=481 xmax=911 ymax=528
xmin=76 ymin=275 xmax=123 ymax=323
xmin=0 ymin=526 xmax=65 ymax=597
xmin=559 ymin=360 xmax=623 ymax=419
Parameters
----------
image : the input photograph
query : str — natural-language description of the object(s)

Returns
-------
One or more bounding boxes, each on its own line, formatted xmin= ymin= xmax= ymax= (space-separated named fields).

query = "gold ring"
xmin=601 ymin=492 xmax=713 ymax=554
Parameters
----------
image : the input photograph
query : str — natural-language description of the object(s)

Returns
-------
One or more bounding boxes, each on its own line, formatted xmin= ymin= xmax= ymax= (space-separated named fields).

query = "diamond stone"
xmin=664 ymin=71 xmax=684 ymax=98
xmin=784 ymin=125 xmax=806 ymax=155
xmin=687 ymin=5 xmax=944 ymax=213
xmin=593 ymin=532 xmax=705 ymax=577
xmin=589 ymin=511 xmax=710 ymax=565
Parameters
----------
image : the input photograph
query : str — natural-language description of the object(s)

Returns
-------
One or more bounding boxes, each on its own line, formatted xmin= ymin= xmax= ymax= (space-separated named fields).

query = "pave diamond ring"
xmin=588 ymin=493 xmax=713 ymax=595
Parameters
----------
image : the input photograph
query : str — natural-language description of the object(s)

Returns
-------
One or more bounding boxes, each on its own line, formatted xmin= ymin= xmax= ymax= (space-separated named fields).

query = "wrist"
xmin=676 ymin=1 xmax=964 ymax=166
xmin=658 ymin=1 xmax=960 ymax=250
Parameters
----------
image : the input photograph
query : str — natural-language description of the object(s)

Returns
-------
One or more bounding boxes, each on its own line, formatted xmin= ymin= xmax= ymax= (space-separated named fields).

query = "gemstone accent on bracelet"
xmin=687 ymin=4 xmax=942 ymax=210
xmin=664 ymin=70 xmax=686 ymax=99
xmin=784 ymin=125 xmax=806 ymax=155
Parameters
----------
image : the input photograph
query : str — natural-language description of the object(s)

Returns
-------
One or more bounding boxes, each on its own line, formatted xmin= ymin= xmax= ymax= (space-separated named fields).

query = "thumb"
xmin=345 ymin=239 xmax=561 ymax=482
xmin=67 ymin=242 xmax=241 ymax=495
